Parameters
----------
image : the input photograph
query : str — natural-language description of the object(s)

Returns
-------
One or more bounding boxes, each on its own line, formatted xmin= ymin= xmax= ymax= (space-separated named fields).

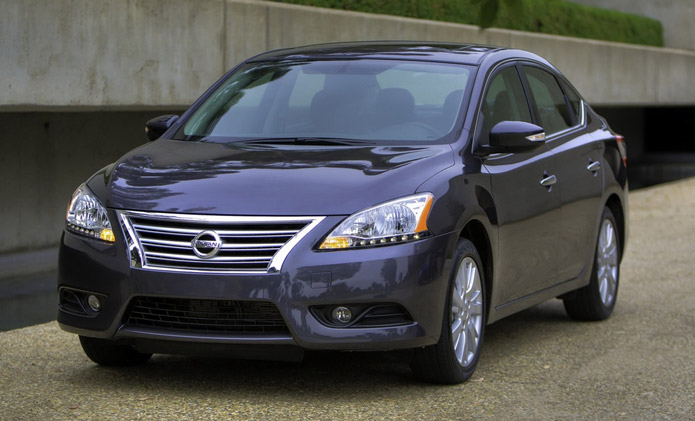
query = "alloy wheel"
xmin=451 ymin=256 xmax=484 ymax=367
xmin=597 ymin=218 xmax=619 ymax=307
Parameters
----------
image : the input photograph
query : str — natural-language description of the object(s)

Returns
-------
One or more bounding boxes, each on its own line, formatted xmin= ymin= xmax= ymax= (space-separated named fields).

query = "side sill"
xmin=488 ymin=270 xmax=590 ymax=324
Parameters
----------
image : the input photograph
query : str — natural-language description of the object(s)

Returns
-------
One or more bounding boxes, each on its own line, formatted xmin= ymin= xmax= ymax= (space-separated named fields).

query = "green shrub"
xmin=269 ymin=0 xmax=663 ymax=47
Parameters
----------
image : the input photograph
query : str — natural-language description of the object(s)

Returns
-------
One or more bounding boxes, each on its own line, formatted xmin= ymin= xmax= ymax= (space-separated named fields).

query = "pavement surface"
xmin=1 ymin=178 xmax=694 ymax=420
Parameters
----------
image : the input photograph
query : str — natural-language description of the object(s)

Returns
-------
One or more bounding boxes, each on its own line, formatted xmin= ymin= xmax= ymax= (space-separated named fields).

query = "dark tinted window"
xmin=524 ymin=66 xmax=572 ymax=135
xmin=560 ymin=79 xmax=582 ymax=125
xmin=479 ymin=66 xmax=532 ymax=143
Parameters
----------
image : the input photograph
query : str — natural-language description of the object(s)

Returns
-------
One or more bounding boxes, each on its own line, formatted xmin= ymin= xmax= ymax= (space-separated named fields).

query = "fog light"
xmin=331 ymin=306 xmax=352 ymax=324
xmin=87 ymin=295 xmax=101 ymax=312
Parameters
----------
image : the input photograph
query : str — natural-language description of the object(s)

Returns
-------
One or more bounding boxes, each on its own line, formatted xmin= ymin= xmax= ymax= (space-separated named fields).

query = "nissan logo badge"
xmin=191 ymin=230 xmax=222 ymax=259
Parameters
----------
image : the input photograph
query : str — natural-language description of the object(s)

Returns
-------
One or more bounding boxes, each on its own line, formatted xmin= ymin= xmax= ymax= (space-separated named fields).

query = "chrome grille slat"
xmin=132 ymin=223 xmax=302 ymax=236
xmin=140 ymin=238 xmax=193 ymax=248
xmin=219 ymin=243 xmax=284 ymax=250
xmin=146 ymin=251 xmax=273 ymax=263
xmin=117 ymin=210 xmax=324 ymax=274
xmin=139 ymin=238 xmax=284 ymax=250
xmin=147 ymin=257 xmax=270 ymax=266
xmin=145 ymin=262 xmax=268 ymax=273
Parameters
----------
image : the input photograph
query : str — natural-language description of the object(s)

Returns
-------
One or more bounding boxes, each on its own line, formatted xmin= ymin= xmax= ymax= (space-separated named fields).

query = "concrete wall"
xmin=0 ymin=110 xmax=184 ymax=255
xmin=1 ymin=0 xmax=224 ymax=109
xmin=2 ymin=0 xmax=695 ymax=110
xmin=571 ymin=0 xmax=695 ymax=51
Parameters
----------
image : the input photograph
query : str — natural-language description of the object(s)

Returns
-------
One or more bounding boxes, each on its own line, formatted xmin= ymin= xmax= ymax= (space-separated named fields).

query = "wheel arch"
xmin=605 ymin=194 xmax=625 ymax=260
xmin=460 ymin=219 xmax=493 ymax=320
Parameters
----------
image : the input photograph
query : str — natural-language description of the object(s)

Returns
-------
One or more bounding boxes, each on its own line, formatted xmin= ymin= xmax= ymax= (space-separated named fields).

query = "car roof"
xmin=246 ymin=41 xmax=543 ymax=66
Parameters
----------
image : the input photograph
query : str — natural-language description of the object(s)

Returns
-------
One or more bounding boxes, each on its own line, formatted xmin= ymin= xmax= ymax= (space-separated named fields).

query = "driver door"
xmin=478 ymin=64 xmax=564 ymax=308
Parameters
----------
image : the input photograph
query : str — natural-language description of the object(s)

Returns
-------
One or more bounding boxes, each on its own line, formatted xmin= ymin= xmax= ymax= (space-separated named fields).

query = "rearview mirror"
xmin=145 ymin=115 xmax=179 ymax=141
xmin=479 ymin=121 xmax=546 ymax=154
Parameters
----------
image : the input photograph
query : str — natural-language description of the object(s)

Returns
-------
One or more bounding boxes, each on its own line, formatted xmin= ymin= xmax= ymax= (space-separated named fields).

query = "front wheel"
xmin=411 ymin=239 xmax=486 ymax=384
xmin=564 ymin=207 xmax=620 ymax=321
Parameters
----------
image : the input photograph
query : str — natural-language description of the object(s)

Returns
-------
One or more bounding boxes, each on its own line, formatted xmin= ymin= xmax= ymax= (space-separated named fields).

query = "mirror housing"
xmin=478 ymin=121 xmax=546 ymax=154
xmin=145 ymin=115 xmax=179 ymax=141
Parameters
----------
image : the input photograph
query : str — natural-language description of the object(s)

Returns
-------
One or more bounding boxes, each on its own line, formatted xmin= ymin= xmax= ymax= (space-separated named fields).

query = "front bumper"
xmin=58 ymin=216 xmax=455 ymax=352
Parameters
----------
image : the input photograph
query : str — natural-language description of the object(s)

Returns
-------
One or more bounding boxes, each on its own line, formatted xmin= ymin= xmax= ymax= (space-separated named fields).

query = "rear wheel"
xmin=79 ymin=336 xmax=152 ymax=366
xmin=411 ymin=239 xmax=486 ymax=384
xmin=564 ymin=207 xmax=620 ymax=321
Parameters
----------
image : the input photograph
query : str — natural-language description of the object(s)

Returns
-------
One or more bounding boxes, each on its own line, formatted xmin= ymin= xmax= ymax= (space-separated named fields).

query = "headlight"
xmin=319 ymin=193 xmax=433 ymax=250
xmin=65 ymin=184 xmax=115 ymax=242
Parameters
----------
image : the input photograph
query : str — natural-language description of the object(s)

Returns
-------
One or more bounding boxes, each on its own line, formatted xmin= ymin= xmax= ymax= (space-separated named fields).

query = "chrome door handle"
xmin=587 ymin=161 xmax=601 ymax=173
xmin=539 ymin=174 xmax=557 ymax=187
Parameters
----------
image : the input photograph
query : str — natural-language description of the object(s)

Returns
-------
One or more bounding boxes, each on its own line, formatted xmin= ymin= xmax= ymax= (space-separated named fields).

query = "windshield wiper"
xmin=237 ymin=137 xmax=369 ymax=146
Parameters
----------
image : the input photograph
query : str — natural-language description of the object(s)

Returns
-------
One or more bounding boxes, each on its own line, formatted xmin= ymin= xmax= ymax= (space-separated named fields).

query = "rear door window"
xmin=523 ymin=66 xmax=573 ymax=135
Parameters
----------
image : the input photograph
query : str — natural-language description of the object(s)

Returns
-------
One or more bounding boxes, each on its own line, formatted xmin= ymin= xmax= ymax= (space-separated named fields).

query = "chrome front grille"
xmin=117 ymin=211 xmax=324 ymax=274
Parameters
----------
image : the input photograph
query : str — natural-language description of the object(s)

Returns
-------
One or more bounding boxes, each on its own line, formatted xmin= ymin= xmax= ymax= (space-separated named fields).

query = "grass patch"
xmin=269 ymin=0 xmax=663 ymax=46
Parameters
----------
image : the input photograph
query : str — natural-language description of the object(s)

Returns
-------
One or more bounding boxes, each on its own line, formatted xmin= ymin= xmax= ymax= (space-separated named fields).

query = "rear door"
xmin=520 ymin=65 xmax=604 ymax=281
xmin=478 ymin=64 xmax=564 ymax=306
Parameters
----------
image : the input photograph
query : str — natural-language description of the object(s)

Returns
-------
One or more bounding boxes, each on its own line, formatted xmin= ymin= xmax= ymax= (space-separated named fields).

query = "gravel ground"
xmin=2 ymin=178 xmax=694 ymax=420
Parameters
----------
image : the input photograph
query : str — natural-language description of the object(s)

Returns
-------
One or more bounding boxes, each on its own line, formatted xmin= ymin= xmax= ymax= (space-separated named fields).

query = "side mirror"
xmin=479 ymin=121 xmax=546 ymax=154
xmin=145 ymin=115 xmax=179 ymax=141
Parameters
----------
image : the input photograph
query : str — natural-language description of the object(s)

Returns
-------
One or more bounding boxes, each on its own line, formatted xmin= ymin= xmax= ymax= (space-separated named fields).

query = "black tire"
xmin=79 ymin=336 xmax=152 ymax=366
xmin=564 ymin=207 xmax=620 ymax=321
xmin=411 ymin=239 xmax=486 ymax=384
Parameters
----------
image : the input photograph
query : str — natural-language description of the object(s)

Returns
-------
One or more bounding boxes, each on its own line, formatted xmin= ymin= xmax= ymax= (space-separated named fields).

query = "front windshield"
xmin=175 ymin=59 xmax=473 ymax=143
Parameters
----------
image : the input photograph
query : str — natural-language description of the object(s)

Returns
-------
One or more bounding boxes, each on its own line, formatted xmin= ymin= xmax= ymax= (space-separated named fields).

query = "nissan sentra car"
xmin=58 ymin=42 xmax=627 ymax=384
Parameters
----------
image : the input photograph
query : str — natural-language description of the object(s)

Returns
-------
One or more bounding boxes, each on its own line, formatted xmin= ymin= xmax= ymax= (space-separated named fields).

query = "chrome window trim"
xmin=542 ymin=99 xmax=586 ymax=141
xmin=116 ymin=210 xmax=324 ymax=275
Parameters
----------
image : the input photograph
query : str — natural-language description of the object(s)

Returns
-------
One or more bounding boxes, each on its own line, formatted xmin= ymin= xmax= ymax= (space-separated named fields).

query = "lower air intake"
xmin=123 ymin=297 xmax=290 ymax=334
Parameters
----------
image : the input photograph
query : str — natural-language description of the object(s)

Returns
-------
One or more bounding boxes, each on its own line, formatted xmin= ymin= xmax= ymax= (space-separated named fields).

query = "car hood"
xmin=90 ymin=139 xmax=454 ymax=215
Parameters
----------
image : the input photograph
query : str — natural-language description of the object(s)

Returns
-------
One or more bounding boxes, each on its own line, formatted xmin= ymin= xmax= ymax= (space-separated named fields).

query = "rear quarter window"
xmin=559 ymin=79 xmax=583 ymax=125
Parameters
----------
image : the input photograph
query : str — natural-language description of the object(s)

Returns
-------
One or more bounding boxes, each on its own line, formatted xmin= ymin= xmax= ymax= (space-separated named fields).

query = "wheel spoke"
xmin=601 ymin=223 xmax=610 ymax=248
xmin=466 ymin=262 xmax=476 ymax=293
xmin=607 ymin=269 xmax=617 ymax=293
xmin=455 ymin=270 xmax=465 ymax=299
xmin=469 ymin=298 xmax=483 ymax=317
xmin=467 ymin=320 xmax=479 ymax=345
xmin=455 ymin=330 xmax=466 ymax=363
xmin=597 ymin=265 xmax=606 ymax=284
xmin=601 ymin=275 xmax=610 ymax=303
xmin=452 ymin=292 xmax=464 ymax=313
xmin=465 ymin=321 xmax=479 ymax=364
xmin=451 ymin=318 xmax=463 ymax=337
xmin=607 ymin=247 xmax=618 ymax=265
xmin=605 ymin=223 xmax=614 ymax=247
xmin=466 ymin=284 xmax=480 ymax=303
